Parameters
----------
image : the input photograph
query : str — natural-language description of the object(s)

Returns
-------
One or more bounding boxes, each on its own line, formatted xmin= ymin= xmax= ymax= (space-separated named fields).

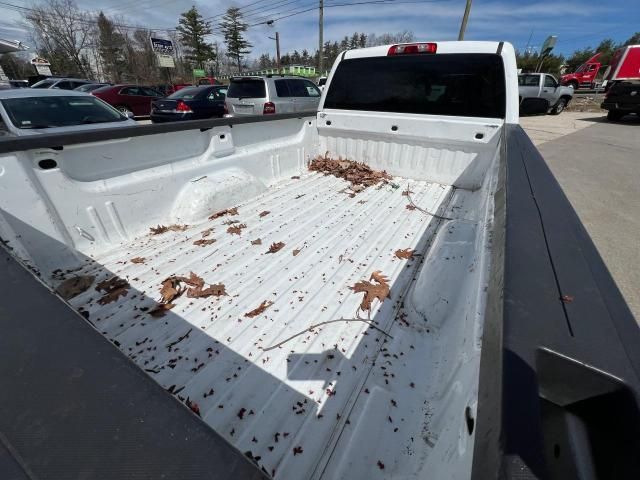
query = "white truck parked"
xmin=518 ymin=72 xmax=574 ymax=114
xmin=1 ymin=42 xmax=638 ymax=480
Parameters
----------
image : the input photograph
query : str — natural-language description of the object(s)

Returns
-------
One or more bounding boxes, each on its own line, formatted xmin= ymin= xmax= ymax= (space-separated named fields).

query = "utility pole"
xmin=269 ymin=32 xmax=281 ymax=72
xmin=457 ymin=0 xmax=473 ymax=41
xmin=318 ymin=0 xmax=324 ymax=75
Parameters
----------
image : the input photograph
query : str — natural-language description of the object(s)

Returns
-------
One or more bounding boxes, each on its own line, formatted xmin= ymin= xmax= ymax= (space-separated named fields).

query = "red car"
xmin=91 ymin=84 xmax=163 ymax=117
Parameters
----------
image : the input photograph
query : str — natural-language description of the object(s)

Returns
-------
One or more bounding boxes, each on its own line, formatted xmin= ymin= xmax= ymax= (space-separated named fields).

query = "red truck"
xmin=600 ymin=44 xmax=640 ymax=120
xmin=560 ymin=52 xmax=602 ymax=90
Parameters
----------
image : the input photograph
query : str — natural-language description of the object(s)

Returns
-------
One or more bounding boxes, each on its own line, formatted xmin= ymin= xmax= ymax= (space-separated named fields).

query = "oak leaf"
xmin=194 ymin=238 xmax=216 ymax=247
xmin=394 ymin=248 xmax=414 ymax=260
xmin=227 ymin=224 xmax=247 ymax=235
xmin=201 ymin=228 xmax=214 ymax=238
xmin=130 ymin=257 xmax=145 ymax=264
xmin=351 ymin=271 xmax=390 ymax=312
xmin=292 ymin=249 xmax=301 ymax=256
xmin=259 ymin=210 xmax=270 ymax=217
xmin=55 ymin=275 xmax=95 ymax=300
xmin=245 ymin=300 xmax=274 ymax=318
xmin=209 ymin=207 xmax=238 ymax=220
xmin=95 ymin=276 xmax=130 ymax=305
xmin=267 ymin=242 xmax=285 ymax=254
xmin=187 ymin=283 xmax=227 ymax=298
xmin=251 ymin=238 xmax=262 ymax=245
xmin=406 ymin=204 xmax=416 ymax=211
xmin=149 ymin=303 xmax=175 ymax=317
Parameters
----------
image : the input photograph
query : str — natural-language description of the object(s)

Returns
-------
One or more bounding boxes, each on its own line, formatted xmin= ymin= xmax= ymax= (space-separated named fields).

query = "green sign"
xmin=193 ymin=69 xmax=206 ymax=77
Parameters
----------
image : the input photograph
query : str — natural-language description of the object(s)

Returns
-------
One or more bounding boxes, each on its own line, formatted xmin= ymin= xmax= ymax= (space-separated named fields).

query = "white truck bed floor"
xmin=66 ymin=172 xmax=454 ymax=479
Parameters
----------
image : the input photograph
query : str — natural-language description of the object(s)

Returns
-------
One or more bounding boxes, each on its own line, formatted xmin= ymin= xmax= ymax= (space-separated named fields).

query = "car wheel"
xmin=116 ymin=105 xmax=133 ymax=116
xmin=550 ymin=98 xmax=567 ymax=115
xmin=569 ymin=81 xmax=579 ymax=91
xmin=607 ymin=110 xmax=624 ymax=121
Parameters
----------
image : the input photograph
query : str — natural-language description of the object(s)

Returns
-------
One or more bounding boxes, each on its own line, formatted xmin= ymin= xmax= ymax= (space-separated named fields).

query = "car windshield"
xmin=31 ymin=79 xmax=56 ymax=89
xmin=1 ymin=95 xmax=126 ymax=129
xmin=167 ymin=87 xmax=204 ymax=99
xmin=324 ymin=53 xmax=506 ymax=118
xmin=227 ymin=79 xmax=266 ymax=98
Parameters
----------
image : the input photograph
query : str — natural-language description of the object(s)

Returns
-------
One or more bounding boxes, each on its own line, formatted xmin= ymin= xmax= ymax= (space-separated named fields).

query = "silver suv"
xmin=225 ymin=75 xmax=321 ymax=116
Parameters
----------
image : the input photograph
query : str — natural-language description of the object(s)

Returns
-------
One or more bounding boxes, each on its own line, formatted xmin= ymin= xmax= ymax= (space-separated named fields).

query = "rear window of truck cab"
xmin=324 ymin=53 xmax=506 ymax=118
xmin=227 ymin=79 xmax=266 ymax=99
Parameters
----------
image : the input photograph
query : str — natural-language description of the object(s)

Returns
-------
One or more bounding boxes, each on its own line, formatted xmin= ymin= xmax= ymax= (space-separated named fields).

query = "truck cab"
xmin=560 ymin=53 xmax=602 ymax=90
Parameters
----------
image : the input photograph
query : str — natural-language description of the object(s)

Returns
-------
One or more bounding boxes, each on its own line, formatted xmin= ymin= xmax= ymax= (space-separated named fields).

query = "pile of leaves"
xmin=351 ymin=271 xmax=390 ymax=312
xmin=309 ymin=153 xmax=391 ymax=191
xmin=96 ymin=276 xmax=130 ymax=305
xmin=150 ymin=224 xmax=188 ymax=235
xmin=150 ymin=271 xmax=226 ymax=317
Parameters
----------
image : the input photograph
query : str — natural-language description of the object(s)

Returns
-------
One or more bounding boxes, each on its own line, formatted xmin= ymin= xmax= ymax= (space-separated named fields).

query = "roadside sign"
xmin=150 ymin=37 xmax=174 ymax=55
xmin=30 ymin=57 xmax=52 ymax=76
xmin=150 ymin=37 xmax=175 ymax=69
xmin=157 ymin=54 xmax=175 ymax=68
xmin=0 ymin=65 xmax=8 ymax=81
xmin=193 ymin=69 xmax=206 ymax=77
xmin=540 ymin=35 xmax=557 ymax=57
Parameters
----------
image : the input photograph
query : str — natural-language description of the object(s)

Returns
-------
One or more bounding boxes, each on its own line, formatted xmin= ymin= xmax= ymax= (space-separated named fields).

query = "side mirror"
xmin=125 ymin=111 xmax=135 ymax=119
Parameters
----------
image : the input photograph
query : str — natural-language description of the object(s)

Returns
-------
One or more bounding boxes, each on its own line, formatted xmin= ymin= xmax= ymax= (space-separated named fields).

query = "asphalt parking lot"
xmin=522 ymin=112 xmax=640 ymax=321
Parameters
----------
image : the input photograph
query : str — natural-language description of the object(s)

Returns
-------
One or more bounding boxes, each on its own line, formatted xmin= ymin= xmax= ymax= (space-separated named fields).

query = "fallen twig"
xmin=405 ymin=184 xmax=453 ymax=220
xmin=261 ymin=318 xmax=393 ymax=352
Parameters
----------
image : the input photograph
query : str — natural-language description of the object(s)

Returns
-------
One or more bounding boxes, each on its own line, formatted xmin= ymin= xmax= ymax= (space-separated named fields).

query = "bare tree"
xmin=24 ymin=0 xmax=94 ymax=77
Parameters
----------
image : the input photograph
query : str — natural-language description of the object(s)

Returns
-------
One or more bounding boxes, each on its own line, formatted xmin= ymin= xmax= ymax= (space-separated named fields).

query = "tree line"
xmin=516 ymin=33 xmax=640 ymax=77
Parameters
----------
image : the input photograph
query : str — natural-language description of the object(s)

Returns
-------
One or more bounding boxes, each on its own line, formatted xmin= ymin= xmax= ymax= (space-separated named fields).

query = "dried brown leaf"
xmin=150 ymin=224 xmax=188 ymax=235
xmin=176 ymin=271 xmax=205 ymax=288
xmin=259 ymin=210 xmax=270 ymax=217
xmin=95 ymin=276 xmax=130 ymax=305
xmin=267 ymin=242 xmax=285 ymax=254
xmin=194 ymin=238 xmax=216 ymax=247
xmin=401 ymin=189 xmax=414 ymax=196
xmin=187 ymin=283 xmax=227 ymax=298
xmin=245 ymin=300 xmax=274 ymax=318
xmin=351 ymin=271 xmax=390 ymax=312
xmin=251 ymin=238 xmax=262 ymax=245
xmin=209 ymin=207 xmax=238 ymax=220
xmin=394 ymin=248 xmax=414 ymax=260
xmin=159 ymin=278 xmax=184 ymax=303
xmin=291 ymin=175 xmax=300 ymax=179
xmin=201 ymin=228 xmax=214 ymax=238
xmin=130 ymin=256 xmax=145 ymax=264
xmin=292 ymin=249 xmax=301 ymax=256
xmin=227 ymin=224 xmax=247 ymax=235
xmin=149 ymin=303 xmax=175 ymax=317
xmin=55 ymin=275 xmax=95 ymax=300
xmin=405 ymin=204 xmax=416 ymax=211
xmin=223 ymin=219 xmax=240 ymax=225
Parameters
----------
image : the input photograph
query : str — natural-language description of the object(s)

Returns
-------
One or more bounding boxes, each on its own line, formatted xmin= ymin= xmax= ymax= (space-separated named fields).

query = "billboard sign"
xmin=150 ymin=37 xmax=174 ymax=54
xmin=30 ymin=57 xmax=52 ymax=76
xmin=193 ymin=69 xmax=206 ymax=77
xmin=540 ymin=35 xmax=557 ymax=57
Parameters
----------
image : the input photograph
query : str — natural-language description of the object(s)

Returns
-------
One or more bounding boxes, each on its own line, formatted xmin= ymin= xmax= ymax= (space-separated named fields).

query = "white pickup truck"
xmin=1 ymin=42 xmax=639 ymax=480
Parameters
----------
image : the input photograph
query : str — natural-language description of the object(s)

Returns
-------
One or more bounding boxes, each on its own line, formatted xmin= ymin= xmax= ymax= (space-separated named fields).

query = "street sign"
xmin=193 ymin=69 xmax=206 ymax=77
xmin=157 ymin=54 xmax=175 ymax=68
xmin=540 ymin=35 xmax=557 ymax=57
xmin=30 ymin=57 xmax=52 ymax=76
xmin=150 ymin=37 xmax=174 ymax=55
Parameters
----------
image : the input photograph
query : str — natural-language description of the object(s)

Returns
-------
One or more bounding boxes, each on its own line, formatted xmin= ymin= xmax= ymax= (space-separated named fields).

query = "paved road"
xmin=534 ymin=114 xmax=640 ymax=320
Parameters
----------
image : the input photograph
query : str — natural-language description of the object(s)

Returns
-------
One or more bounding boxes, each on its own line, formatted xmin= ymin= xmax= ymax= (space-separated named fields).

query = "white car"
xmin=0 ymin=88 xmax=136 ymax=137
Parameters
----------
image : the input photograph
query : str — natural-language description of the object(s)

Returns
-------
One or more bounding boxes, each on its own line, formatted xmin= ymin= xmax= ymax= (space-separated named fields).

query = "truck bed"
xmin=63 ymin=171 xmax=456 ymax=478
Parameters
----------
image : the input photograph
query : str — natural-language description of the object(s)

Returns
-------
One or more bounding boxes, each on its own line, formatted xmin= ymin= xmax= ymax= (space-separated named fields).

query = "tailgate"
xmin=607 ymin=82 xmax=640 ymax=107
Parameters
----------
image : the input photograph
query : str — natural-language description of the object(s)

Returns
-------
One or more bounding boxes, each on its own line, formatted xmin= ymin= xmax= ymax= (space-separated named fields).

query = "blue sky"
xmin=1 ymin=0 xmax=638 ymax=59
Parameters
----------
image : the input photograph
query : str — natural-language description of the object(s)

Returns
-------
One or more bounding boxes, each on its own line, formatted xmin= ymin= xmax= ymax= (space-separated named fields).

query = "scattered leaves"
xmin=267 ymin=242 xmax=285 ymax=254
xmin=395 ymin=248 xmax=414 ymax=260
xmin=245 ymin=300 xmax=274 ymax=318
xmin=309 ymin=153 xmax=391 ymax=191
xmin=194 ymin=238 xmax=216 ymax=247
xmin=150 ymin=224 xmax=188 ymax=235
xmin=130 ymin=257 xmax=145 ymax=264
xmin=351 ymin=271 xmax=390 ymax=312
xmin=251 ymin=238 xmax=262 ymax=245
xmin=227 ymin=224 xmax=247 ymax=235
xmin=187 ymin=283 xmax=227 ymax=298
xmin=259 ymin=210 xmax=270 ymax=217
xmin=209 ymin=206 xmax=238 ymax=220
xmin=151 ymin=273 xmax=226 ymax=316
xmin=95 ymin=276 xmax=130 ymax=305
xmin=55 ymin=275 xmax=95 ymax=300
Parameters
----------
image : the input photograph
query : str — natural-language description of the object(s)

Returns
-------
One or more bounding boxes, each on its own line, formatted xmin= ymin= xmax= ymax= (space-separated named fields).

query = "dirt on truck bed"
xmin=58 ymin=171 xmax=454 ymax=479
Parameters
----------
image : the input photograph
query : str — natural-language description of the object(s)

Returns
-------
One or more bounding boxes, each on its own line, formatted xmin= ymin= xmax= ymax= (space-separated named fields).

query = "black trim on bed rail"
xmin=472 ymin=124 xmax=640 ymax=479
xmin=0 ymin=111 xmax=317 ymax=154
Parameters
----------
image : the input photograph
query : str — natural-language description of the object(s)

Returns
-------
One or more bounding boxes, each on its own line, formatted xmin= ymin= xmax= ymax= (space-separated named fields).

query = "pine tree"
xmin=219 ymin=7 xmax=252 ymax=73
xmin=176 ymin=6 xmax=215 ymax=69
xmin=97 ymin=12 xmax=126 ymax=83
